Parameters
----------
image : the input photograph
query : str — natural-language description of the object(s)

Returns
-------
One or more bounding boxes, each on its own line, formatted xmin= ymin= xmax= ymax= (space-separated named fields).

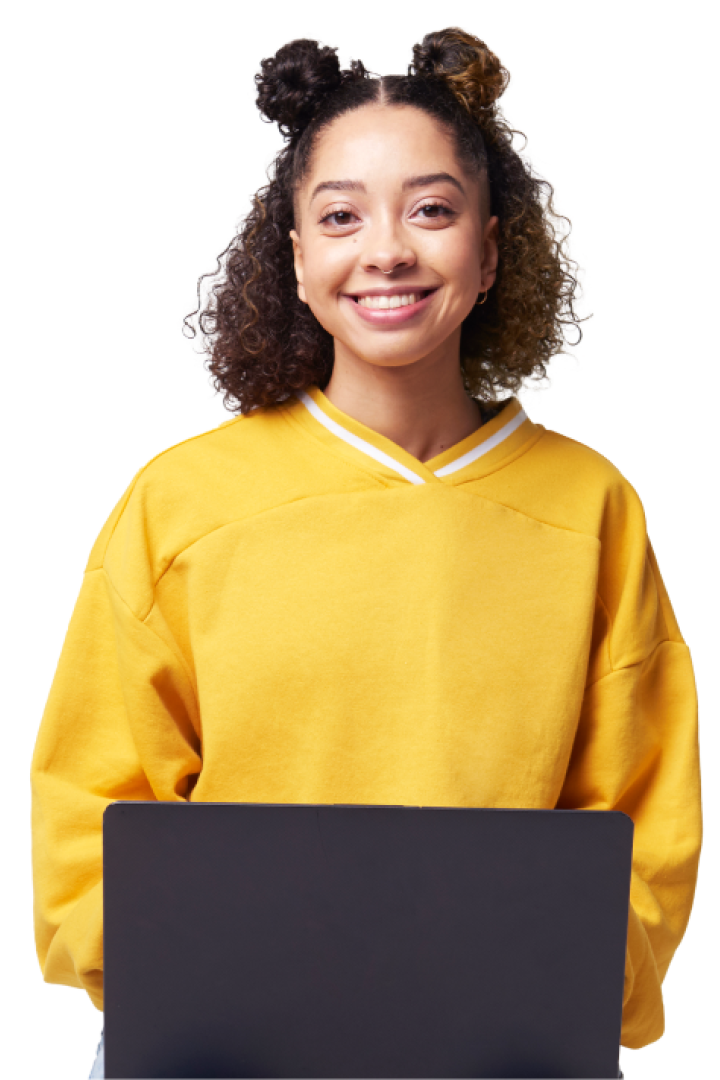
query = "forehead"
xmin=302 ymin=105 xmax=467 ymax=194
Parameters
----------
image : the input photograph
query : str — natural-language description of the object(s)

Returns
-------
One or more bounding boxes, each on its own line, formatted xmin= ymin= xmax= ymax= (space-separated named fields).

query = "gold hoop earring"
xmin=475 ymin=290 xmax=488 ymax=306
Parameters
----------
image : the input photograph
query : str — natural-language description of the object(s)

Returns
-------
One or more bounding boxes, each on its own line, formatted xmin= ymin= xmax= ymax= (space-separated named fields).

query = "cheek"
xmin=304 ymin=243 xmax=354 ymax=299
xmin=433 ymin=230 xmax=482 ymax=285
xmin=407 ymin=210 xmax=481 ymax=281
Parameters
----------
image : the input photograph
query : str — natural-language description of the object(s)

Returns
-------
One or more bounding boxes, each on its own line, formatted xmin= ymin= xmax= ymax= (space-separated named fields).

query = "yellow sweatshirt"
xmin=31 ymin=387 xmax=701 ymax=1048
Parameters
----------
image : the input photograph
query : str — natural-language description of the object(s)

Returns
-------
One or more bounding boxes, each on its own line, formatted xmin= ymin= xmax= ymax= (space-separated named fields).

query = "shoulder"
xmin=512 ymin=426 xmax=647 ymax=540
xmin=84 ymin=405 xmax=298 ymax=613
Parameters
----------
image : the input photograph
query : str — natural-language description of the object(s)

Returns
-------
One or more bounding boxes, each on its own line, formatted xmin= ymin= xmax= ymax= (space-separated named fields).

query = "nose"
xmin=359 ymin=213 xmax=417 ymax=276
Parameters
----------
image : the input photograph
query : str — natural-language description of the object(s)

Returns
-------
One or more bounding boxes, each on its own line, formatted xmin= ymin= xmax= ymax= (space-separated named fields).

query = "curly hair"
xmin=184 ymin=28 xmax=584 ymax=412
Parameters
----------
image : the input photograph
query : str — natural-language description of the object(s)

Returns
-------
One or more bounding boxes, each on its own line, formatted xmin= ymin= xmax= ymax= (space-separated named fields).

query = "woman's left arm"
xmin=557 ymin=481 xmax=702 ymax=1049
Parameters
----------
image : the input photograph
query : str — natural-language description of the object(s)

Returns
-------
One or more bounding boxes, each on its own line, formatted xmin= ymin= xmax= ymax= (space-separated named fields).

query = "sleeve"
xmin=30 ymin=490 xmax=202 ymax=1011
xmin=556 ymin=482 xmax=702 ymax=1049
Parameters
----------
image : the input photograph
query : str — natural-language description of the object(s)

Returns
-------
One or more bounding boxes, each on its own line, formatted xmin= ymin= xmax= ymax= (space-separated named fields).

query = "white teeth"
xmin=357 ymin=292 xmax=421 ymax=309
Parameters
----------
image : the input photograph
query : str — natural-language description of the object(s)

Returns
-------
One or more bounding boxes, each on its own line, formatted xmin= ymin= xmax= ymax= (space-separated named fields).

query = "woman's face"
xmin=290 ymin=104 xmax=498 ymax=372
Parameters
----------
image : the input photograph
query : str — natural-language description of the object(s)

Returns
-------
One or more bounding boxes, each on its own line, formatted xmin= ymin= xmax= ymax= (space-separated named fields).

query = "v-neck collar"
xmin=285 ymin=385 xmax=541 ymax=486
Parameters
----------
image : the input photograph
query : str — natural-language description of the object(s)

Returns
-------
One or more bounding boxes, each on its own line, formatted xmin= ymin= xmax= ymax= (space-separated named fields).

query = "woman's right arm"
xmin=31 ymin=477 xmax=202 ymax=1011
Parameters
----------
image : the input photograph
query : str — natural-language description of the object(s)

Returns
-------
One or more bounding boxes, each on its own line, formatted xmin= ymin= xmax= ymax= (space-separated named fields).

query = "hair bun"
xmin=410 ymin=28 xmax=509 ymax=116
xmin=256 ymin=39 xmax=344 ymax=138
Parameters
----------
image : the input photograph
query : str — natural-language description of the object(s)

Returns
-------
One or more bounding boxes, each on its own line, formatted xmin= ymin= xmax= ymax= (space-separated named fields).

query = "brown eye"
xmin=320 ymin=209 xmax=358 ymax=227
xmin=416 ymin=202 xmax=453 ymax=220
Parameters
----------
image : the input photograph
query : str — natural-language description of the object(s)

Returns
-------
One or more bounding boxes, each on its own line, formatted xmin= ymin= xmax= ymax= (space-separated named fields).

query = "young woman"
xmin=31 ymin=28 xmax=701 ymax=1078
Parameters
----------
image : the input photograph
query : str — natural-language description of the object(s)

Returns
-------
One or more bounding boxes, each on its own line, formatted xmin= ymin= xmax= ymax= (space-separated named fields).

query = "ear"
xmin=289 ymin=229 xmax=307 ymax=304
xmin=483 ymin=214 xmax=500 ymax=293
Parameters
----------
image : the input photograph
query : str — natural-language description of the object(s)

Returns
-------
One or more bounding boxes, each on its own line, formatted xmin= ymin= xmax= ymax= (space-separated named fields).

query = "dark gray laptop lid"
xmin=103 ymin=803 xmax=632 ymax=1079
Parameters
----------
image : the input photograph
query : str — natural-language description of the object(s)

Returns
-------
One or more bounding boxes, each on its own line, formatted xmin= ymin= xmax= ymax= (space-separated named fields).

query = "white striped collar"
xmin=297 ymin=390 xmax=528 ymax=485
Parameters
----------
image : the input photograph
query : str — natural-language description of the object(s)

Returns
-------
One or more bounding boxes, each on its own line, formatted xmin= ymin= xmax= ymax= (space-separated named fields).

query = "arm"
xmin=557 ymin=486 xmax=702 ymax=1048
xmin=31 ymin=490 xmax=201 ymax=1010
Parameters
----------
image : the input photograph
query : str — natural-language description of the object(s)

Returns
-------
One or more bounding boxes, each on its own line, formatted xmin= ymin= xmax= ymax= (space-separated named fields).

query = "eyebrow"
xmin=309 ymin=172 xmax=465 ymax=203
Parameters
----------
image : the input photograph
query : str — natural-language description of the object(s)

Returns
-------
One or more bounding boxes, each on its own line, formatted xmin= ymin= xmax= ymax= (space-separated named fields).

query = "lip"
xmin=345 ymin=285 xmax=440 ymax=298
xmin=342 ymin=286 xmax=439 ymax=326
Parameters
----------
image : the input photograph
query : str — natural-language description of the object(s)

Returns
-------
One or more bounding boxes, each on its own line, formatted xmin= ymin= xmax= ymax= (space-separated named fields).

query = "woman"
xmin=31 ymin=28 xmax=701 ymax=1078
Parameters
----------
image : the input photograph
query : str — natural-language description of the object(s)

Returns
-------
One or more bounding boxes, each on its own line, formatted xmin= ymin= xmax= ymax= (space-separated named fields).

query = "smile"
xmin=343 ymin=287 xmax=438 ymax=325
xmin=357 ymin=291 xmax=428 ymax=309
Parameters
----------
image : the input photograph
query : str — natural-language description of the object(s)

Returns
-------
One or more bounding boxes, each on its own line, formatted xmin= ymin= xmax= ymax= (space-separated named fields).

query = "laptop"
xmin=103 ymin=803 xmax=632 ymax=1079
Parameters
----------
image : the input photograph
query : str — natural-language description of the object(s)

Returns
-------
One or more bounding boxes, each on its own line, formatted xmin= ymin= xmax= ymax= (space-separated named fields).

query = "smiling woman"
xmin=31 ymin=26 xmax=701 ymax=1080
